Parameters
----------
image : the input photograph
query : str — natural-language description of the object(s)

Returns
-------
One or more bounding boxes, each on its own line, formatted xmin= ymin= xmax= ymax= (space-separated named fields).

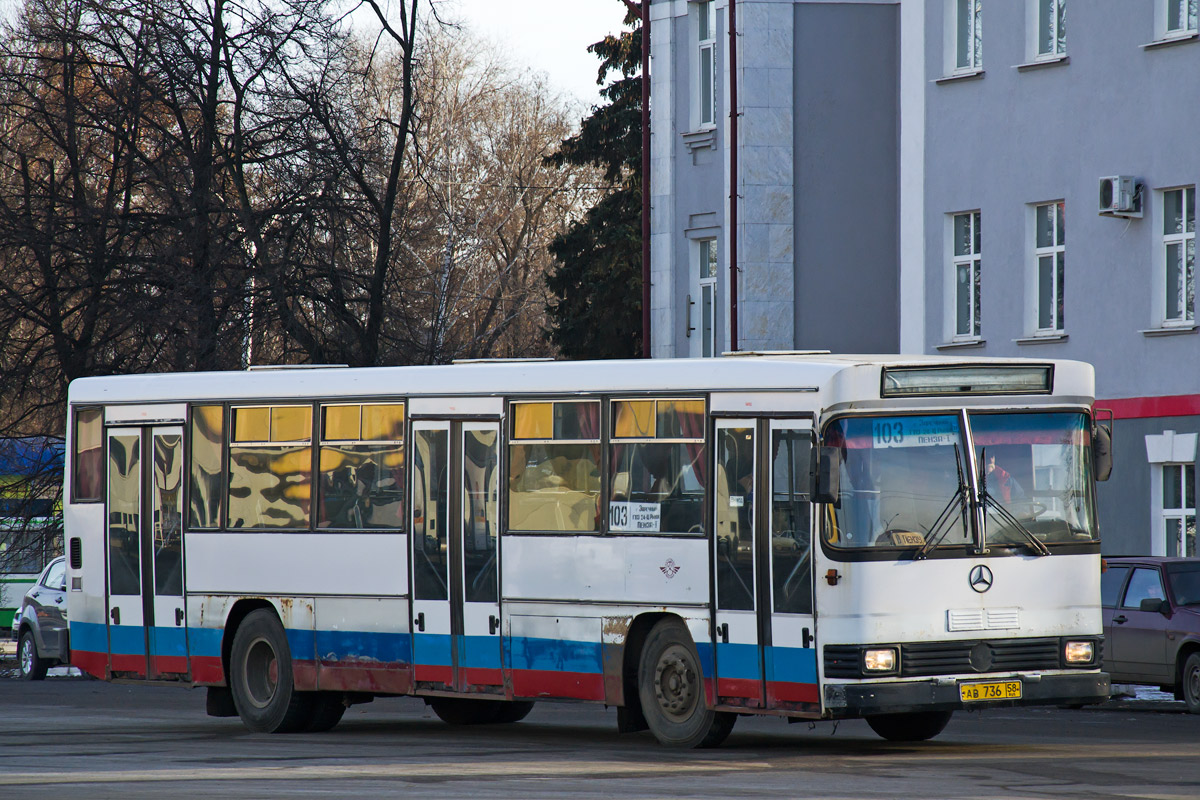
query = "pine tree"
xmin=545 ymin=2 xmax=642 ymax=359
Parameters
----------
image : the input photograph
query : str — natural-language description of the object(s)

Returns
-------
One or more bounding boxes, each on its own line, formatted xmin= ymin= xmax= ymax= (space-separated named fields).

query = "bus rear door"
xmin=713 ymin=418 xmax=818 ymax=711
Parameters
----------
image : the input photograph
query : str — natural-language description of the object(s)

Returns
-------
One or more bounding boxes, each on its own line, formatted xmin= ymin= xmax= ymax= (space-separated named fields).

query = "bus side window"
xmin=227 ymin=405 xmax=313 ymax=529
xmin=317 ymin=403 xmax=405 ymax=530
xmin=73 ymin=407 xmax=103 ymax=502
xmin=189 ymin=405 xmax=224 ymax=529
xmin=507 ymin=401 xmax=601 ymax=533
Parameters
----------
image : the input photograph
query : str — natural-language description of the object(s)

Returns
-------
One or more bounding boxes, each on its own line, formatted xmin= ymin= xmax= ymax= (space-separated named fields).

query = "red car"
xmin=1102 ymin=557 xmax=1200 ymax=712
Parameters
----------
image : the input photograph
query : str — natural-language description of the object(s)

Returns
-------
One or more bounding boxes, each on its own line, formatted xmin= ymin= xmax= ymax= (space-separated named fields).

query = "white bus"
xmin=64 ymin=354 xmax=1111 ymax=746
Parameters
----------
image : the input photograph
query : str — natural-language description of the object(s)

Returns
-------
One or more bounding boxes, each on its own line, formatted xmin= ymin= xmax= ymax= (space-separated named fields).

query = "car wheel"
xmin=19 ymin=630 xmax=48 ymax=681
xmin=637 ymin=618 xmax=736 ymax=748
xmin=229 ymin=609 xmax=313 ymax=733
xmin=1182 ymin=653 xmax=1200 ymax=714
xmin=865 ymin=710 xmax=954 ymax=742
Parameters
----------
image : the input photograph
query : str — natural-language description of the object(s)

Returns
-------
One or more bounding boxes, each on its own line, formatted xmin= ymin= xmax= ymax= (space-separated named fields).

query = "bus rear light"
xmin=1064 ymin=641 xmax=1095 ymax=664
xmin=864 ymin=648 xmax=897 ymax=672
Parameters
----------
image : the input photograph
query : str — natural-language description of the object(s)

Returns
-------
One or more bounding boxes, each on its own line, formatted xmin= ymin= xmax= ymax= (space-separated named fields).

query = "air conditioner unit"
xmin=1099 ymin=176 xmax=1142 ymax=217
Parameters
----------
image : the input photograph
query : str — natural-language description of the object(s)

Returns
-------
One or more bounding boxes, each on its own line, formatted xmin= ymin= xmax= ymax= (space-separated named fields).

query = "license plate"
xmin=959 ymin=680 xmax=1022 ymax=702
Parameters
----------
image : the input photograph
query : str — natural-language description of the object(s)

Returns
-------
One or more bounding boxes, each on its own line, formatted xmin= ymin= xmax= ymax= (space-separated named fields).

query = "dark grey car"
xmin=1102 ymin=557 xmax=1200 ymax=712
xmin=11 ymin=556 xmax=68 ymax=680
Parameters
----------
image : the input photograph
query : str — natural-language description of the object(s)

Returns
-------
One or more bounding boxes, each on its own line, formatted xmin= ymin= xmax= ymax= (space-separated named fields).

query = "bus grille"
xmin=824 ymin=637 xmax=1069 ymax=679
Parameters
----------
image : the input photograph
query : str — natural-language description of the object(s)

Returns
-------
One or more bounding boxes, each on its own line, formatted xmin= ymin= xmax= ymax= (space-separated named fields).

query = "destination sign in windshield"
xmin=871 ymin=416 xmax=959 ymax=449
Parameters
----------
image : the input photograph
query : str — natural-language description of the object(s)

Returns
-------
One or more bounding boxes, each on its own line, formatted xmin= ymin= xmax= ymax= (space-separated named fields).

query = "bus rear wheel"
xmin=865 ymin=710 xmax=954 ymax=742
xmin=229 ymin=609 xmax=313 ymax=733
xmin=428 ymin=697 xmax=534 ymax=725
xmin=304 ymin=692 xmax=348 ymax=732
xmin=637 ymin=619 xmax=736 ymax=748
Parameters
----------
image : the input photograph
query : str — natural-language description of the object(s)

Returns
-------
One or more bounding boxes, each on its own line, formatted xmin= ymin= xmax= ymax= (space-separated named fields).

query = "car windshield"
xmin=1168 ymin=563 xmax=1200 ymax=606
xmin=971 ymin=412 xmax=1098 ymax=546
xmin=825 ymin=414 xmax=969 ymax=549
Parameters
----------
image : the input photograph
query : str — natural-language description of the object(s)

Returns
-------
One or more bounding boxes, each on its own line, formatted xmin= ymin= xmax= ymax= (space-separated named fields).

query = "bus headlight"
xmin=864 ymin=648 xmax=897 ymax=672
xmin=1064 ymin=641 xmax=1094 ymax=664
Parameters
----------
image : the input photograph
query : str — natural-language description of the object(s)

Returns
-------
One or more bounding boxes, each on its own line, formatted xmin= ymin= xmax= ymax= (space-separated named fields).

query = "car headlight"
xmin=864 ymin=647 xmax=898 ymax=672
xmin=1064 ymin=640 xmax=1094 ymax=664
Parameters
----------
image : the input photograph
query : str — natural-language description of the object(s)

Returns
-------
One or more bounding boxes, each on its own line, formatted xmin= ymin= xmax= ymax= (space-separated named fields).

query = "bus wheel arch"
xmin=635 ymin=616 xmax=735 ymax=748
xmin=227 ymin=606 xmax=312 ymax=733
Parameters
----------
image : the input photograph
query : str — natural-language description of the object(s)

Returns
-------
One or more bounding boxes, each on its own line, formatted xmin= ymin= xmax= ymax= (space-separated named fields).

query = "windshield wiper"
xmin=978 ymin=451 xmax=1050 ymax=556
xmin=916 ymin=444 xmax=970 ymax=560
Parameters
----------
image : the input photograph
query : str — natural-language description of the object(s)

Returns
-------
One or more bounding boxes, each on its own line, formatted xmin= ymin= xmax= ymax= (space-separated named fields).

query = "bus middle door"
xmin=411 ymin=419 xmax=503 ymax=694
xmin=713 ymin=418 xmax=818 ymax=710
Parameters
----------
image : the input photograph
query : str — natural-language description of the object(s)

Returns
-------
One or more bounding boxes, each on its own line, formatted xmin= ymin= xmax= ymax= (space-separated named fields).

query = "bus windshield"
xmin=825 ymin=414 xmax=970 ymax=549
xmin=824 ymin=411 xmax=1098 ymax=552
xmin=973 ymin=411 xmax=1097 ymax=547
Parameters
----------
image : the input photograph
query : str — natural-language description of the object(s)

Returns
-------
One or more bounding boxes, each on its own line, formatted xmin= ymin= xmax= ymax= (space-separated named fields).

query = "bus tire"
xmin=865 ymin=710 xmax=954 ymax=742
xmin=19 ymin=630 xmax=48 ymax=681
xmin=229 ymin=609 xmax=313 ymax=733
xmin=637 ymin=619 xmax=736 ymax=748
xmin=428 ymin=697 xmax=507 ymax=725
xmin=491 ymin=700 xmax=535 ymax=724
xmin=304 ymin=692 xmax=348 ymax=732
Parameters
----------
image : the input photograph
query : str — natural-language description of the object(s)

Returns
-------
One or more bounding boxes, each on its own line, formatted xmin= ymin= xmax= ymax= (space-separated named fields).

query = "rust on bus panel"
xmin=276 ymin=596 xmax=314 ymax=627
xmin=601 ymin=616 xmax=633 ymax=706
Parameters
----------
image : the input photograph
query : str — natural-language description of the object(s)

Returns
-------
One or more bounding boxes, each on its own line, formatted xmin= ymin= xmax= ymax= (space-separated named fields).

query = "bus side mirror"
xmin=813 ymin=447 xmax=841 ymax=506
xmin=1092 ymin=423 xmax=1113 ymax=482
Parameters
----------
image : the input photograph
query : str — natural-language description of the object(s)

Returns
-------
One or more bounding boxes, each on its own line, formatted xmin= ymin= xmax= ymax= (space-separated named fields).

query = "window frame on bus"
xmin=316 ymin=401 xmax=407 ymax=532
xmin=225 ymin=401 xmax=316 ymax=531
xmin=71 ymin=406 xmax=104 ymax=504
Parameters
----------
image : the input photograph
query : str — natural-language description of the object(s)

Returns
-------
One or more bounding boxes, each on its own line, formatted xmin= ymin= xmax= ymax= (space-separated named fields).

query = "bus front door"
xmin=713 ymin=419 xmax=818 ymax=711
xmin=105 ymin=426 xmax=188 ymax=680
xmin=411 ymin=420 xmax=503 ymax=694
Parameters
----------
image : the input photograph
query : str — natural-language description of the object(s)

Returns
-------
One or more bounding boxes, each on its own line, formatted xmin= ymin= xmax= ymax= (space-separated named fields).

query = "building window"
xmin=699 ymin=238 xmax=717 ymax=357
xmin=952 ymin=211 xmax=982 ymax=338
xmin=1163 ymin=0 xmax=1199 ymax=38
xmin=1162 ymin=463 xmax=1196 ymax=557
xmin=1163 ymin=187 xmax=1196 ymax=325
xmin=1034 ymin=0 xmax=1067 ymax=58
xmin=954 ymin=0 xmax=983 ymax=72
xmin=696 ymin=0 xmax=717 ymax=127
xmin=1034 ymin=202 xmax=1065 ymax=333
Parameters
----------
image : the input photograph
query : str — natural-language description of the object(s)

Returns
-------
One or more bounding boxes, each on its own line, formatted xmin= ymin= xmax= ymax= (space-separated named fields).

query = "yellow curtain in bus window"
xmin=512 ymin=403 xmax=553 ymax=440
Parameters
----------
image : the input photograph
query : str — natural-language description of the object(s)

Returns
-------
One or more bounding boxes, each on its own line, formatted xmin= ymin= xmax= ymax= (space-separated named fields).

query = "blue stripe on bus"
xmin=149 ymin=626 xmax=188 ymax=658
xmin=695 ymin=641 xmax=716 ymax=678
xmin=70 ymin=621 xmax=107 ymax=653
xmin=316 ymin=630 xmax=412 ymax=664
xmin=109 ymin=624 xmax=146 ymax=656
xmin=413 ymin=632 xmax=453 ymax=666
xmin=506 ymin=635 xmax=603 ymax=675
xmin=189 ymin=626 xmax=223 ymax=658
xmin=285 ymin=628 xmax=316 ymax=661
xmin=459 ymin=635 xmax=502 ymax=669
xmin=766 ymin=645 xmax=818 ymax=684
xmin=715 ymin=642 xmax=761 ymax=680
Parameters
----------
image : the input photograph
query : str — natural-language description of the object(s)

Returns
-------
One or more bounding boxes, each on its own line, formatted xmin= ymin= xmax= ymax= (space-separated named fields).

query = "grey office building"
xmin=648 ymin=0 xmax=1200 ymax=555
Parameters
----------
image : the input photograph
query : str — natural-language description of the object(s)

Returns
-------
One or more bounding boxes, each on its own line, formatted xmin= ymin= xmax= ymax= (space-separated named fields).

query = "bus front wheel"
xmin=229 ymin=609 xmax=313 ymax=733
xmin=637 ymin=619 xmax=736 ymax=748
xmin=865 ymin=710 xmax=953 ymax=742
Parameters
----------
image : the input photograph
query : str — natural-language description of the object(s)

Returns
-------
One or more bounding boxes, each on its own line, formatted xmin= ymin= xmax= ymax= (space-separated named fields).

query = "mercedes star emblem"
xmin=969 ymin=564 xmax=994 ymax=593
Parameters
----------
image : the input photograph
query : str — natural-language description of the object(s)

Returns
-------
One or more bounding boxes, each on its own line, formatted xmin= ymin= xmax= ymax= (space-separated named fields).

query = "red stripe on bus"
xmin=152 ymin=656 xmax=189 ymax=675
xmin=767 ymin=681 xmax=820 ymax=704
xmin=318 ymin=662 xmax=413 ymax=694
xmin=461 ymin=667 xmax=504 ymax=687
xmin=293 ymin=660 xmax=319 ymax=691
xmin=191 ymin=656 xmax=225 ymax=685
xmin=716 ymin=677 xmax=762 ymax=699
xmin=71 ymin=649 xmax=108 ymax=679
xmin=415 ymin=664 xmax=454 ymax=684
xmin=110 ymin=653 xmax=146 ymax=674
xmin=511 ymin=669 xmax=605 ymax=701
xmin=1094 ymin=394 xmax=1200 ymax=419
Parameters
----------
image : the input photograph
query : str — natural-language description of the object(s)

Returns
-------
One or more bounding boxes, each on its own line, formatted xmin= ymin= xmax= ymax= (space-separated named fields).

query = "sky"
xmin=439 ymin=0 xmax=631 ymax=108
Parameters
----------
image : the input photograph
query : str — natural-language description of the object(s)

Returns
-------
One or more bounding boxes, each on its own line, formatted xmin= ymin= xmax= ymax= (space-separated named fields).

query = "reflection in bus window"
xmin=609 ymin=399 xmax=705 ymax=534
xmin=318 ymin=404 xmax=405 ymax=529
xmin=824 ymin=415 xmax=967 ymax=549
xmin=188 ymin=405 xmax=224 ymax=529
xmin=715 ymin=426 xmax=754 ymax=611
xmin=970 ymin=412 xmax=1097 ymax=545
xmin=413 ymin=429 xmax=448 ymax=601
xmin=771 ymin=429 xmax=812 ymax=615
xmin=228 ymin=405 xmax=312 ymax=529
xmin=107 ymin=433 xmax=141 ymax=595
xmin=463 ymin=429 xmax=499 ymax=603
xmin=153 ymin=433 xmax=183 ymax=596
xmin=74 ymin=407 xmax=103 ymax=501
xmin=508 ymin=402 xmax=600 ymax=532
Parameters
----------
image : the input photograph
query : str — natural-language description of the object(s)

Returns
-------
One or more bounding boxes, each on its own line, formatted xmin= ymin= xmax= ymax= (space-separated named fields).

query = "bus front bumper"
xmin=824 ymin=672 xmax=1110 ymax=718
